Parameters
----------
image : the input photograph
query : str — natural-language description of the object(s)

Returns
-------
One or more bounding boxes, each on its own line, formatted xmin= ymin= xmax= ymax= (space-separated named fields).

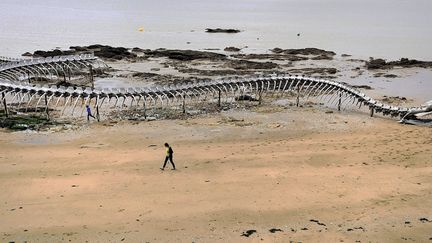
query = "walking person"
xmin=86 ymin=105 xmax=96 ymax=121
xmin=160 ymin=143 xmax=176 ymax=170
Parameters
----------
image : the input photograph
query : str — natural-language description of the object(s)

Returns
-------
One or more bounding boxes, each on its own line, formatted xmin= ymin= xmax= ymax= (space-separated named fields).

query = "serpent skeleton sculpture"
xmin=1 ymin=54 xmax=431 ymax=124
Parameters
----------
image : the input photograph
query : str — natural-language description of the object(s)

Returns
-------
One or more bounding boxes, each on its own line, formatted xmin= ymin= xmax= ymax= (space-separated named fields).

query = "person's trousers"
xmin=163 ymin=155 xmax=175 ymax=169
xmin=87 ymin=114 xmax=95 ymax=121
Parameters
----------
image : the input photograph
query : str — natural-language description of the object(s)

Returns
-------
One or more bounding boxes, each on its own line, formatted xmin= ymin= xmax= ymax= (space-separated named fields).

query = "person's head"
xmin=164 ymin=143 xmax=169 ymax=147
xmin=86 ymin=105 xmax=89 ymax=108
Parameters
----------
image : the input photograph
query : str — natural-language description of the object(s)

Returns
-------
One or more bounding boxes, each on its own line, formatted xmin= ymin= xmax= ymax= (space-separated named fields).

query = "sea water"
xmin=0 ymin=0 xmax=431 ymax=60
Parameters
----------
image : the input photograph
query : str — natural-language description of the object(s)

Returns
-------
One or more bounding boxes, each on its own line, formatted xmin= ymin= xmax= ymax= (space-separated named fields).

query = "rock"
xmin=366 ymin=58 xmax=387 ymax=69
xmin=381 ymin=96 xmax=410 ymax=104
xmin=206 ymin=28 xmax=241 ymax=33
xmin=271 ymin=47 xmax=336 ymax=56
xmin=33 ymin=45 xmax=137 ymax=60
xmin=146 ymin=117 xmax=157 ymax=121
xmin=224 ymin=46 xmax=241 ymax=52
xmin=132 ymin=72 xmax=159 ymax=78
xmin=232 ymin=53 xmax=307 ymax=61
xmin=131 ymin=47 xmax=145 ymax=52
xmin=186 ymin=110 xmax=201 ymax=116
xmin=21 ymin=52 xmax=33 ymax=57
xmin=341 ymin=54 xmax=352 ymax=57
xmin=143 ymin=49 xmax=226 ymax=61
xmin=288 ymin=67 xmax=338 ymax=76
xmin=350 ymin=84 xmax=373 ymax=90
xmin=384 ymin=74 xmax=398 ymax=78
xmin=366 ymin=57 xmax=432 ymax=69
xmin=10 ymin=124 xmax=29 ymax=130
xmin=311 ymin=54 xmax=334 ymax=60
xmin=235 ymin=95 xmax=258 ymax=101
xmin=227 ymin=59 xmax=278 ymax=70
xmin=177 ymin=68 xmax=252 ymax=76
xmin=271 ymin=48 xmax=284 ymax=54
xmin=33 ymin=49 xmax=75 ymax=58
xmin=93 ymin=46 xmax=136 ymax=60
xmin=241 ymin=229 xmax=257 ymax=237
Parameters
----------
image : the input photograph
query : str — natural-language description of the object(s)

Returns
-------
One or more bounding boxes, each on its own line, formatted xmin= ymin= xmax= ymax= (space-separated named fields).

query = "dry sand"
xmin=1 ymin=107 xmax=431 ymax=242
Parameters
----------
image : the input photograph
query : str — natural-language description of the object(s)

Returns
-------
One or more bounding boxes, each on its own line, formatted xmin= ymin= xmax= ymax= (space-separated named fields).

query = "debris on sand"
xmin=310 ymin=219 xmax=327 ymax=226
xmin=419 ymin=217 xmax=431 ymax=223
xmin=269 ymin=228 xmax=283 ymax=233
xmin=241 ymin=229 xmax=257 ymax=237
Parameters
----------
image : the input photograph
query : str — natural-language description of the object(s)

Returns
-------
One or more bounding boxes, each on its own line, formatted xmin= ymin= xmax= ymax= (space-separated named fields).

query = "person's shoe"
xmin=160 ymin=168 xmax=164 ymax=171
xmin=171 ymin=168 xmax=176 ymax=170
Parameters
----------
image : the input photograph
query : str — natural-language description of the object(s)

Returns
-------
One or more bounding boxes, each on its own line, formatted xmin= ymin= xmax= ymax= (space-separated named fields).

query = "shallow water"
xmin=1 ymin=0 xmax=432 ymax=60
xmin=94 ymin=78 xmax=154 ymax=89
xmin=345 ymin=69 xmax=432 ymax=103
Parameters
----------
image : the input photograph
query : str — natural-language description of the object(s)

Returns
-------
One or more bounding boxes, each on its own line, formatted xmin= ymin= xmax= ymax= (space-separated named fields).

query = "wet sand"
xmin=1 ymin=107 xmax=431 ymax=242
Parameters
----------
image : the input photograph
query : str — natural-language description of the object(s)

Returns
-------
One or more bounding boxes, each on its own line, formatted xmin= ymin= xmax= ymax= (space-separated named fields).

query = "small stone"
xmin=269 ymin=228 xmax=283 ymax=233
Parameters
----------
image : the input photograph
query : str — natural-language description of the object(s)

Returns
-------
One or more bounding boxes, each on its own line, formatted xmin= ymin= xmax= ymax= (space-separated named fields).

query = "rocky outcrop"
xmin=28 ymin=45 xmax=137 ymax=60
xmin=232 ymin=53 xmax=308 ymax=61
xmin=72 ymin=45 xmax=136 ymax=60
xmin=224 ymin=47 xmax=241 ymax=52
xmin=32 ymin=49 xmax=75 ymax=58
xmin=288 ymin=67 xmax=338 ymax=76
xmin=272 ymin=48 xmax=336 ymax=56
xmin=366 ymin=58 xmax=432 ymax=69
xmin=227 ymin=60 xmax=278 ymax=70
xmin=143 ymin=49 xmax=227 ymax=61
xmin=206 ymin=28 xmax=240 ymax=33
